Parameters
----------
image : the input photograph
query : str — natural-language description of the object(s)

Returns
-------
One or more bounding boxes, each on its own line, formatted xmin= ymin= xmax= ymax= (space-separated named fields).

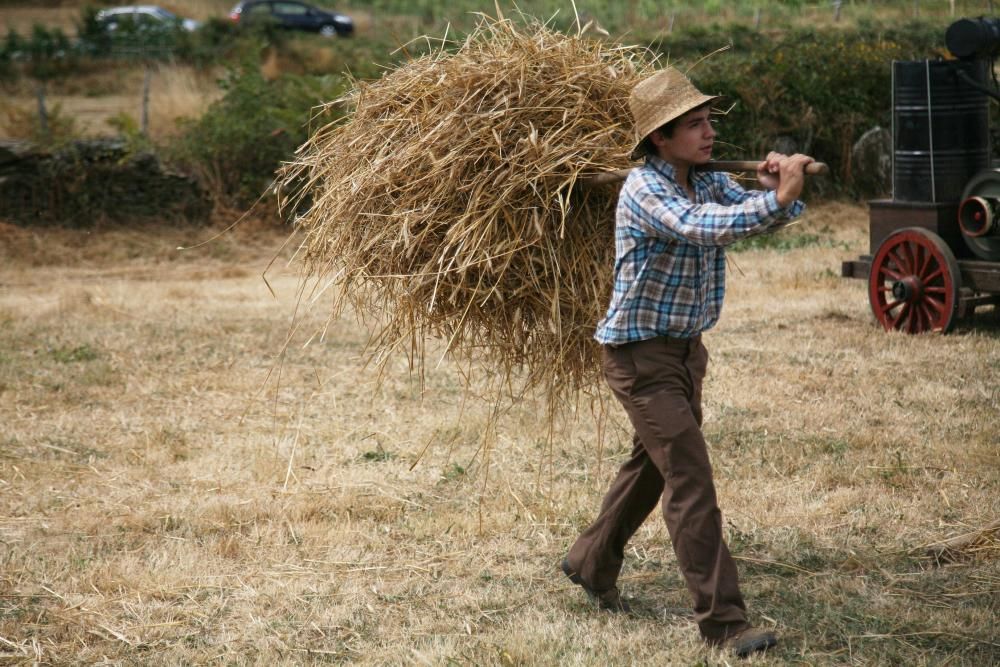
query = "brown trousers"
xmin=567 ymin=335 xmax=749 ymax=640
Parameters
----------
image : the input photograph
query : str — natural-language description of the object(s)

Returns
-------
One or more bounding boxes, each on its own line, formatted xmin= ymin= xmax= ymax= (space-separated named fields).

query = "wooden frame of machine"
xmin=842 ymin=16 xmax=1000 ymax=333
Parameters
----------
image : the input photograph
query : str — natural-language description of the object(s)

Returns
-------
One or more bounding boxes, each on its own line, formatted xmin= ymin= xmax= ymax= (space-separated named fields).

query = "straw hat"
xmin=628 ymin=67 xmax=720 ymax=159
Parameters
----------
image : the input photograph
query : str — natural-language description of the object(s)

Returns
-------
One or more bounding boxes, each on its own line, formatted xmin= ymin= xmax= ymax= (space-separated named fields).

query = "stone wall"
xmin=0 ymin=139 xmax=211 ymax=226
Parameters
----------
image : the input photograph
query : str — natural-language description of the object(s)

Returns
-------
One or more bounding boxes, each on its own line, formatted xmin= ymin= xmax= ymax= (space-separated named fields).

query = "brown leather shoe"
xmin=711 ymin=626 xmax=778 ymax=658
xmin=560 ymin=558 xmax=631 ymax=613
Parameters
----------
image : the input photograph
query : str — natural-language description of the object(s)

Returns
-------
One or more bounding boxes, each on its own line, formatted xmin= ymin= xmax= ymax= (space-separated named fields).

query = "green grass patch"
xmin=48 ymin=343 xmax=99 ymax=363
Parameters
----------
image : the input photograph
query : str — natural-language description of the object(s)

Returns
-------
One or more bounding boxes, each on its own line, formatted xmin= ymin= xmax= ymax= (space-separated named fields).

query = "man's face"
xmin=650 ymin=107 xmax=716 ymax=167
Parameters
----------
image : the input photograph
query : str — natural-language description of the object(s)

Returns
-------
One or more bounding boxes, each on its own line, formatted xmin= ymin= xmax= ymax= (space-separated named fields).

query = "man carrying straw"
xmin=562 ymin=66 xmax=814 ymax=658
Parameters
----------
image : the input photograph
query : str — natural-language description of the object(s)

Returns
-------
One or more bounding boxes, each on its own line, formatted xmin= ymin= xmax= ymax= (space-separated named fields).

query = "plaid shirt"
xmin=594 ymin=155 xmax=805 ymax=344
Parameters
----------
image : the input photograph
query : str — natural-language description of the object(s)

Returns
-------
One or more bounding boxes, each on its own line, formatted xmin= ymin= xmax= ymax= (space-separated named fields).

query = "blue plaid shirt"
xmin=594 ymin=156 xmax=805 ymax=344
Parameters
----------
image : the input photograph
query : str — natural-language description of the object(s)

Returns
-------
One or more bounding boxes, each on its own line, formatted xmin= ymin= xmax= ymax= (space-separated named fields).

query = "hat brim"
xmin=629 ymin=94 xmax=722 ymax=161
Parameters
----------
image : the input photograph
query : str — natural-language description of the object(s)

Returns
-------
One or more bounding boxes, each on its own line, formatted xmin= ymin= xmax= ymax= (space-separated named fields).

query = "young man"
xmin=562 ymin=67 xmax=813 ymax=658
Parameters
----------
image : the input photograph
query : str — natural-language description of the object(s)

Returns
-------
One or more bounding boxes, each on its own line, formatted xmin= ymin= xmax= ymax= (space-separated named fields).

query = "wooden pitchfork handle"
xmin=580 ymin=160 xmax=829 ymax=188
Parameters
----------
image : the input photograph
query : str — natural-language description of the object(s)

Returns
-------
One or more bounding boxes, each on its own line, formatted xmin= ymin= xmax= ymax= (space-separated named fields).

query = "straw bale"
xmin=279 ymin=14 xmax=657 ymax=412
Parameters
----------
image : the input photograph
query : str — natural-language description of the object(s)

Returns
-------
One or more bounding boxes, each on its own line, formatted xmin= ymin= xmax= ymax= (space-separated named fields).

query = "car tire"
xmin=319 ymin=24 xmax=337 ymax=37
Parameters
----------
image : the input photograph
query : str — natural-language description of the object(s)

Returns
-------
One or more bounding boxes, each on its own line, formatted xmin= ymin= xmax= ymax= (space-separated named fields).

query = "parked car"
xmin=95 ymin=5 xmax=201 ymax=33
xmin=228 ymin=1 xmax=353 ymax=37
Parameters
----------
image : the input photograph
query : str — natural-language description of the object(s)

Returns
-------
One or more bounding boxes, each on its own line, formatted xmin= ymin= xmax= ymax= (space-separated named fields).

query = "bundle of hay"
xmin=925 ymin=519 xmax=1000 ymax=564
xmin=279 ymin=13 xmax=657 ymax=411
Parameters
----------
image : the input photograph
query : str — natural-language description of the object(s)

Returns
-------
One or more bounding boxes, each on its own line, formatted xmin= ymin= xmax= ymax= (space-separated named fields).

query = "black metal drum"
xmin=893 ymin=59 xmax=991 ymax=203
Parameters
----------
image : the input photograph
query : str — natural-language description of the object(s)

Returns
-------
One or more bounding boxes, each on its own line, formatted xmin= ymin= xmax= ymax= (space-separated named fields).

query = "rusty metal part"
xmin=959 ymin=168 xmax=1000 ymax=261
xmin=958 ymin=196 xmax=995 ymax=238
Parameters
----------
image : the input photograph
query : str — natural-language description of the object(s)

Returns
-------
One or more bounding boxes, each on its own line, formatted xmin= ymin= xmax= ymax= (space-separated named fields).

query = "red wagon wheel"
xmin=868 ymin=228 xmax=962 ymax=334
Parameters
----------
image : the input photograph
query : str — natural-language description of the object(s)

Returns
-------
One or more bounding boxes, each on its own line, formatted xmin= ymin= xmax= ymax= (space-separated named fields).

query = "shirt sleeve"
xmin=623 ymin=172 xmax=802 ymax=247
xmin=715 ymin=173 xmax=806 ymax=230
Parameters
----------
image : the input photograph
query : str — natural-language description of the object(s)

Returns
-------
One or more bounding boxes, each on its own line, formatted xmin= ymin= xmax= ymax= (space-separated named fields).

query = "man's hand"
xmin=756 ymin=152 xmax=816 ymax=207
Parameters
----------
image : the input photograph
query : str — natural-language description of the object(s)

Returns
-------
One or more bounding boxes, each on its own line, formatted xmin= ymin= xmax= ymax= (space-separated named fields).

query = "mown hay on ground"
xmin=278 ymin=14 xmax=658 ymax=411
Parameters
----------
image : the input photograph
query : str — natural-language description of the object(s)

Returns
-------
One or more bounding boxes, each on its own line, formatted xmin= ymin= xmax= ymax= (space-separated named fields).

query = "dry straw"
xmin=278 ymin=12 xmax=658 ymax=421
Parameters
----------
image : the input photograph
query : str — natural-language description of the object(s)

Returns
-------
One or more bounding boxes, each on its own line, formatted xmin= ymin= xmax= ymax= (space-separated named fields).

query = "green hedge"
xmin=168 ymin=62 xmax=348 ymax=207
xmin=167 ymin=20 xmax=969 ymax=206
xmin=645 ymin=21 xmax=959 ymax=197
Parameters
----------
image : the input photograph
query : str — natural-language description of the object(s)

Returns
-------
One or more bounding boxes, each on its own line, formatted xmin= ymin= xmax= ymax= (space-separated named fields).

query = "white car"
xmin=96 ymin=5 xmax=201 ymax=33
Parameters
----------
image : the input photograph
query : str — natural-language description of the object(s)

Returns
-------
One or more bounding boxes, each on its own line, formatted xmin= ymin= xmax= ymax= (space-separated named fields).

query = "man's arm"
xmin=624 ymin=178 xmax=797 ymax=247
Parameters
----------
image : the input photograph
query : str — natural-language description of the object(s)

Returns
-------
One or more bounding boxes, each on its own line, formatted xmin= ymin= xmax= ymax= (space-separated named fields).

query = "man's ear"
xmin=648 ymin=129 xmax=667 ymax=149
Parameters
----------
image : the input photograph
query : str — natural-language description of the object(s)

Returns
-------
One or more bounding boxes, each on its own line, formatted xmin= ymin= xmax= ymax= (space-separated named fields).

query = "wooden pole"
xmin=580 ymin=161 xmax=830 ymax=188
xmin=141 ymin=64 xmax=152 ymax=138
xmin=36 ymin=82 xmax=49 ymax=139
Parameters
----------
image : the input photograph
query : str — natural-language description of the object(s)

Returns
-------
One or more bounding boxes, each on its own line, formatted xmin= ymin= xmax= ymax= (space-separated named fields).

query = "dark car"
xmin=229 ymin=1 xmax=353 ymax=37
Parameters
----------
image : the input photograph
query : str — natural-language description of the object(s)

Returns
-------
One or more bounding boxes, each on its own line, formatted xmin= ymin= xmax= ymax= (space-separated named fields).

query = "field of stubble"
xmin=0 ymin=203 xmax=997 ymax=665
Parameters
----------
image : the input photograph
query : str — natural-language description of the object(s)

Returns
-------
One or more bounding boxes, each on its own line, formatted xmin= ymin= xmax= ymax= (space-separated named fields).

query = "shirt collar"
xmin=644 ymin=154 xmax=678 ymax=181
xmin=644 ymin=154 xmax=707 ymax=188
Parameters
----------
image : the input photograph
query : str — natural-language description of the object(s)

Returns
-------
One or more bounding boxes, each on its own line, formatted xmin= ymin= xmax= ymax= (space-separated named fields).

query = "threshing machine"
xmin=842 ymin=17 xmax=1000 ymax=333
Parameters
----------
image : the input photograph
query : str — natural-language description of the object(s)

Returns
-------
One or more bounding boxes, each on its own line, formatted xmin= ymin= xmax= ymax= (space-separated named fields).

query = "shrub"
xmin=169 ymin=61 xmax=347 ymax=207
xmin=25 ymin=24 xmax=76 ymax=80
xmin=0 ymin=30 xmax=17 ymax=81
xmin=3 ymin=103 xmax=79 ymax=147
xmin=76 ymin=6 xmax=113 ymax=58
xmin=645 ymin=21 xmax=946 ymax=197
xmin=181 ymin=17 xmax=244 ymax=65
xmin=75 ymin=6 xmax=242 ymax=63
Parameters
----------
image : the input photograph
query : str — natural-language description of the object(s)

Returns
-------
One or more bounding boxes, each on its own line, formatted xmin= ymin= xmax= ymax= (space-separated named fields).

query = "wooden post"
xmin=754 ymin=7 xmax=762 ymax=28
xmin=141 ymin=64 xmax=152 ymax=138
xmin=36 ymin=82 xmax=49 ymax=139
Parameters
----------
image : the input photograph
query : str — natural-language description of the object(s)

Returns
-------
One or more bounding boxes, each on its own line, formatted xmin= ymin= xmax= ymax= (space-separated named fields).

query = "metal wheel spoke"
xmin=904 ymin=305 xmax=917 ymax=333
xmin=907 ymin=241 xmax=923 ymax=274
xmin=889 ymin=302 xmax=911 ymax=329
xmin=893 ymin=245 xmax=910 ymax=274
xmin=889 ymin=248 xmax=912 ymax=274
xmin=922 ymin=266 xmax=944 ymax=284
xmin=902 ymin=241 xmax=919 ymax=274
xmin=918 ymin=302 xmax=937 ymax=328
xmin=875 ymin=298 xmax=904 ymax=316
xmin=880 ymin=266 xmax=904 ymax=281
xmin=924 ymin=296 xmax=946 ymax=314
xmin=916 ymin=245 xmax=933 ymax=277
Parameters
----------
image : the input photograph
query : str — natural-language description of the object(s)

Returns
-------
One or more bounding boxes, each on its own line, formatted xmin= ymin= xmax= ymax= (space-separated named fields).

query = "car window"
xmin=150 ymin=8 xmax=177 ymax=20
xmin=112 ymin=11 xmax=153 ymax=27
xmin=246 ymin=3 xmax=273 ymax=16
xmin=273 ymin=2 xmax=308 ymax=15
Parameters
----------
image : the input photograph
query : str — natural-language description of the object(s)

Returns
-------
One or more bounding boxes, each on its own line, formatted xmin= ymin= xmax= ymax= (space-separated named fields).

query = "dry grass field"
xmin=1 ymin=63 xmax=225 ymax=140
xmin=0 ymin=203 xmax=998 ymax=665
